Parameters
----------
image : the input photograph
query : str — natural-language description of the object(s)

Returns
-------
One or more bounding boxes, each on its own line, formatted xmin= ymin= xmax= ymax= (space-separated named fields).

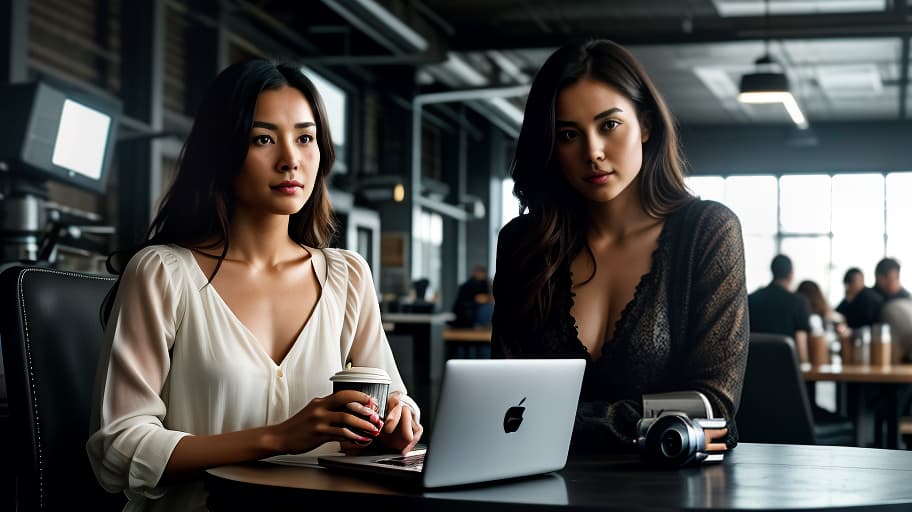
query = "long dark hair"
xmin=509 ymin=39 xmax=691 ymax=323
xmin=797 ymin=280 xmax=830 ymax=320
xmin=101 ymin=59 xmax=336 ymax=324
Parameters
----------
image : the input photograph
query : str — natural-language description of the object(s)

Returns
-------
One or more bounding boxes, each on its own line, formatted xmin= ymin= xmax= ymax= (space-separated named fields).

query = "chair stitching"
xmin=16 ymin=267 xmax=115 ymax=509
xmin=17 ymin=269 xmax=44 ymax=509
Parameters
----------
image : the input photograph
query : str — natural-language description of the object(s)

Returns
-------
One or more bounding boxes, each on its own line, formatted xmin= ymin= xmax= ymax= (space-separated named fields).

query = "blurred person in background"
xmin=836 ymin=267 xmax=882 ymax=329
xmin=748 ymin=254 xmax=812 ymax=355
xmin=875 ymin=259 xmax=912 ymax=362
xmin=874 ymin=258 xmax=911 ymax=302
xmin=797 ymin=280 xmax=846 ymax=336
xmin=450 ymin=265 xmax=494 ymax=327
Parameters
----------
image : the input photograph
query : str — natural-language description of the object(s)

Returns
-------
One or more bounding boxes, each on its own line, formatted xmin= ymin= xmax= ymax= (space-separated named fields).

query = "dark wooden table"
xmin=206 ymin=443 xmax=912 ymax=511
xmin=442 ymin=327 xmax=492 ymax=343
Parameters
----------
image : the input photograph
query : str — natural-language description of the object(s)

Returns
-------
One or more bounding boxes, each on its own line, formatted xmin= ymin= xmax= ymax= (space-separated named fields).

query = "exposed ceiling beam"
xmin=321 ymin=0 xmax=429 ymax=53
xmin=443 ymin=11 xmax=912 ymax=51
xmin=228 ymin=1 xmax=375 ymax=81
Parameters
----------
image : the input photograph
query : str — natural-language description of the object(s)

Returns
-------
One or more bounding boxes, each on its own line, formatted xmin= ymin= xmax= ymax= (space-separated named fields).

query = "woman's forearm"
xmin=160 ymin=424 xmax=284 ymax=483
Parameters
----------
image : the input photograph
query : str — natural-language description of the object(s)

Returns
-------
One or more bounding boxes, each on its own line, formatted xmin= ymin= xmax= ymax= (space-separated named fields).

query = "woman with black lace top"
xmin=491 ymin=39 xmax=748 ymax=453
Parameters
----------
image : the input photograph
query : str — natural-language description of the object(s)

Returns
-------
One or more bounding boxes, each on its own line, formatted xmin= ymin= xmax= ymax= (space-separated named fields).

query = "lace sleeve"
xmin=683 ymin=203 xmax=750 ymax=446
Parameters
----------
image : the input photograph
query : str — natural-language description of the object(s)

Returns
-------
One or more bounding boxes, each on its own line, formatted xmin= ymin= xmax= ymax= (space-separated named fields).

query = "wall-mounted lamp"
xmin=362 ymin=181 xmax=405 ymax=203
xmin=420 ymin=178 xmax=450 ymax=202
xmin=460 ymin=194 xmax=486 ymax=220
xmin=391 ymin=182 xmax=405 ymax=202
xmin=334 ymin=174 xmax=406 ymax=203
xmin=738 ymin=55 xmax=808 ymax=130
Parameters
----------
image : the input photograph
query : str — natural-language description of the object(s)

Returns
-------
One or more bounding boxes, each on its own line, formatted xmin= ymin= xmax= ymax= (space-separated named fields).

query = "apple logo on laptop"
xmin=503 ymin=397 xmax=526 ymax=433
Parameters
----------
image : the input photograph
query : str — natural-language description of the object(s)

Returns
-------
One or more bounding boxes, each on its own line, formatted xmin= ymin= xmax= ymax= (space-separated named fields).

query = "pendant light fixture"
xmin=737 ymin=0 xmax=808 ymax=129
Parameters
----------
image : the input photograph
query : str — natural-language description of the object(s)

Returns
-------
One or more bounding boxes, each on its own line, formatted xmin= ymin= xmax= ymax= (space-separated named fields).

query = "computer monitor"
xmin=0 ymin=82 xmax=120 ymax=194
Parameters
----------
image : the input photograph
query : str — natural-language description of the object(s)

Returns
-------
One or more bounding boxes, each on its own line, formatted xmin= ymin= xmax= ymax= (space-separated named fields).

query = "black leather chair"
xmin=737 ymin=332 xmax=856 ymax=446
xmin=0 ymin=265 xmax=125 ymax=510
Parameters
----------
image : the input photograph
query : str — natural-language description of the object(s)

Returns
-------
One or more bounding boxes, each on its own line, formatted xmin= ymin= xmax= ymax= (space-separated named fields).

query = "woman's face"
xmin=554 ymin=77 xmax=649 ymax=204
xmin=233 ymin=86 xmax=320 ymax=217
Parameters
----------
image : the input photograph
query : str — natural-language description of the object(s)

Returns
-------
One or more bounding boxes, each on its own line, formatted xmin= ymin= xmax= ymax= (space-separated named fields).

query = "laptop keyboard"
xmin=375 ymin=453 xmax=425 ymax=472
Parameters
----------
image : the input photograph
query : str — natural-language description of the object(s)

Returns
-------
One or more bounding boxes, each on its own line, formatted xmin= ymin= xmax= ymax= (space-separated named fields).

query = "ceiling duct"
xmin=321 ymin=0 xmax=428 ymax=54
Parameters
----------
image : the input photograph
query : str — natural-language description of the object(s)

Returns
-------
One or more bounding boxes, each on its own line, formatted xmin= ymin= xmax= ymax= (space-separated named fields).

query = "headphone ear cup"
xmin=640 ymin=414 xmax=703 ymax=467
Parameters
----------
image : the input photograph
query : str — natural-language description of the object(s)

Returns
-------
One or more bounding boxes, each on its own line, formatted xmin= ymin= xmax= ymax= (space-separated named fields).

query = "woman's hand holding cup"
xmin=276 ymin=390 xmax=382 ymax=454
xmin=379 ymin=391 xmax=423 ymax=454
xmin=330 ymin=366 xmax=393 ymax=451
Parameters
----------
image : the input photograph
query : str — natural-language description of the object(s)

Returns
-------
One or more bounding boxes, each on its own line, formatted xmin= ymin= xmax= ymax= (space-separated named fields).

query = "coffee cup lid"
xmin=330 ymin=366 xmax=392 ymax=384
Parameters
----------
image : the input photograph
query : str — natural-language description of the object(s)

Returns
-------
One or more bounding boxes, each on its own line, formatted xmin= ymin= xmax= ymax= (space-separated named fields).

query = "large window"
xmin=412 ymin=208 xmax=443 ymax=302
xmin=887 ymin=173 xmax=912 ymax=262
xmin=301 ymin=67 xmax=347 ymax=170
xmin=721 ymin=176 xmax=779 ymax=293
xmin=501 ymin=177 xmax=521 ymax=230
xmin=688 ymin=172 xmax=907 ymax=306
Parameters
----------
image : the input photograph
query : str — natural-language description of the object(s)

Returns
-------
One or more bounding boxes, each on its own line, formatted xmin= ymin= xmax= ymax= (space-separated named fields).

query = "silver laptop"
xmin=318 ymin=358 xmax=585 ymax=488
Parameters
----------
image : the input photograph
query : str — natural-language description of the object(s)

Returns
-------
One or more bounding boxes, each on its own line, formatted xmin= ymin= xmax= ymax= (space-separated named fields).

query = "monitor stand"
xmin=0 ymin=176 xmax=48 ymax=263
xmin=0 ymin=175 xmax=113 ymax=268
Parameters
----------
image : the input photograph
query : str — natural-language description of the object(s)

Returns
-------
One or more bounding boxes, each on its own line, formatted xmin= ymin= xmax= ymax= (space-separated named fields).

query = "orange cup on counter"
xmin=795 ymin=336 xmax=809 ymax=365
xmin=870 ymin=323 xmax=892 ymax=367
xmin=839 ymin=332 xmax=853 ymax=366
xmin=808 ymin=335 xmax=829 ymax=366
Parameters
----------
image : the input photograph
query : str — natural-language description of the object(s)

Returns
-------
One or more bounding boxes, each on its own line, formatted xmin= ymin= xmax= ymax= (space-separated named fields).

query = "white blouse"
xmin=86 ymin=244 xmax=418 ymax=511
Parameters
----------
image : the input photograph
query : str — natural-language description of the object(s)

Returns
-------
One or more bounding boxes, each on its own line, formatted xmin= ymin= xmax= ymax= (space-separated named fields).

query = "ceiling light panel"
xmin=815 ymin=64 xmax=883 ymax=98
xmin=782 ymin=38 xmax=900 ymax=64
xmin=712 ymin=0 xmax=886 ymax=17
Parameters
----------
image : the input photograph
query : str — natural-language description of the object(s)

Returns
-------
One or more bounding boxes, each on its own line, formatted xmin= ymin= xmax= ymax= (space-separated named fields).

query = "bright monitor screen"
xmin=51 ymin=99 xmax=112 ymax=180
xmin=0 ymin=81 xmax=119 ymax=194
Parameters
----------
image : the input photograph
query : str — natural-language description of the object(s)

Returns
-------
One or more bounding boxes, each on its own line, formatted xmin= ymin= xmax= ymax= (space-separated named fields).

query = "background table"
xmin=382 ymin=312 xmax=452 ymax=425
xmin=442 ymin=327 xmax=491 ymax=342
xmin=802 ymin=363 xmax=912 ymax=448
xmin=206 ymin=443 xmax=912 ymax=511
xmin=443 ymin=327 xmax=491 ymax=360
xmin=802 ymin=363 xmax=912 ymax=384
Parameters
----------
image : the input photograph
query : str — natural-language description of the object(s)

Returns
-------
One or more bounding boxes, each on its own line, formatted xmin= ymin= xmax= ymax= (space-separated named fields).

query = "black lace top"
xmin=491 ymin=199 xmax=749 ymax=452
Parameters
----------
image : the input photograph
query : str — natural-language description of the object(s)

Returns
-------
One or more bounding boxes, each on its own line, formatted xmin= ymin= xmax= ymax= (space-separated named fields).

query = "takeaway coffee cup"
xmin=808 ymin=334 xmax=830 ymax=366
xmin=330 ymin=366 xmax=392 ymax=422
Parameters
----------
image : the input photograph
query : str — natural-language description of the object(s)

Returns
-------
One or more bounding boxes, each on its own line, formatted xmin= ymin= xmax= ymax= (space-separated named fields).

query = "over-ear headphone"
xmin=636 ymin=412 xmax=726 ymax=467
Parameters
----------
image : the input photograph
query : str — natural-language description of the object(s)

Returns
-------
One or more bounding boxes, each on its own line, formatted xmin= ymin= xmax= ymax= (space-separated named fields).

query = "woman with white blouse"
xmin=87 ymin=60 xmax=422 ymax=511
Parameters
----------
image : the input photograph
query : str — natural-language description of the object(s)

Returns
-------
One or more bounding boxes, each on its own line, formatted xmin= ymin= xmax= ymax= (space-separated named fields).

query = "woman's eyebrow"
xmin=593 ymin=108 xmax=623 ymax=121
xmin=556 ymin=108 xmax=624 ymax=127
xmin=252 ymin=121 xmax=316 ymax=129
